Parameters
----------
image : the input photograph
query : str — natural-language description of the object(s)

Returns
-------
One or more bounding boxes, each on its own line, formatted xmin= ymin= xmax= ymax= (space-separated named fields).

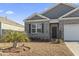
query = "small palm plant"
xmin=2 ymin=31 xmax=29 ymax=42
xmin=2 ymin=31 xmax=30 ymax=48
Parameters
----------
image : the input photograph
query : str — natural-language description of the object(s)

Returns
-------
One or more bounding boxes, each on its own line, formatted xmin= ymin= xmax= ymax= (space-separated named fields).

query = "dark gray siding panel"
xmin=60 ymin=19 xmax=79 ymax=24
xmin=42 ymin=23 xmax=44 ymax=33
xmin=59 ymin=21 xmax=64 ymax=39
xmin=25 ymin=21 xmax=50 ymax=41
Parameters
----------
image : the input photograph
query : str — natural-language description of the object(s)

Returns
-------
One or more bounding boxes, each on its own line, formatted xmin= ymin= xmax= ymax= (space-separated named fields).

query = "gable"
xmin=41 ymin=3 xmax=75 ymax=19
xmin=27 ymin=14 xmax=46 ymax=20
xmin=63 ymin=9 xmax=79 ymax=18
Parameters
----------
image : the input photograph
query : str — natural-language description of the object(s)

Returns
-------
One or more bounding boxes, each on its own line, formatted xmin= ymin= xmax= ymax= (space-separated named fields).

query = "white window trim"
xmin=37 ymin=24 xmax=42 ymax=33
xmin=31 ymin=23 xmax=42 ymax=34
xmin=31 ymin=24 xmax=37 ymax=34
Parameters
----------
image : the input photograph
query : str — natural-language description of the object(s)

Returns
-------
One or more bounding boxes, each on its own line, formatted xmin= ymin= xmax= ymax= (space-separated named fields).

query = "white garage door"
xmin=64 ymin=24 xmax=79 ymax=41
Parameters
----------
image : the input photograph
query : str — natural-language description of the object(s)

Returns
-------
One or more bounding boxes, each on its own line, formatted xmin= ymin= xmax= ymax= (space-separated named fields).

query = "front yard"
xmin=0 ymin=42 xmax=74 ymax=56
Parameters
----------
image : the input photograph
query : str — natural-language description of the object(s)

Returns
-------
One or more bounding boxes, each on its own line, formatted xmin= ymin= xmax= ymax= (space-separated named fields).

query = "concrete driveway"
xmin=65 ymin=42 xmax=79 ymax=56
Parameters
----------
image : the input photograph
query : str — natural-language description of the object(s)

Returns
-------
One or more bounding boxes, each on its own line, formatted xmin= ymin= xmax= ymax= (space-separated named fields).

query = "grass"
xmin=0 ymin=42 xmax=74 ymax=56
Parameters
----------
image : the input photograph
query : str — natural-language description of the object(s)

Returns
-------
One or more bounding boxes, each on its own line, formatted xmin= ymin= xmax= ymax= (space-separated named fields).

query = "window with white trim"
xmin=31 ymin=24 xmax=36 ymax=33
xmin=37 ymin=23 xmax=42 ymax=33
xmin=31 ymin=23 xmax=42 ymax=33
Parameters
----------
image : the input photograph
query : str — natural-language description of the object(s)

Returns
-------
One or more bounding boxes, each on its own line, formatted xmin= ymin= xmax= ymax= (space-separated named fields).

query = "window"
xmin=37 ymin=23 xmax=42 ymax=33
xmin=31 ymin=24 xmax=36 ymax=33
xmin=31 ymin=23 xmax=43 ymax=33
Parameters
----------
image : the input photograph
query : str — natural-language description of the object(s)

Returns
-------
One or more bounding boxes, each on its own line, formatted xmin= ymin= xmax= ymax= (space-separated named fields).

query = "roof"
xmin=26 ymin=13 xmax=49 ymax=20
xmin=24 ymin=3 xmax=76 ymax=21
xmin=59 ymin=7 xmax=79 ymax=18
xmin=41 ymin=3 xmax=75 ymax=19
xmin=0 ymin=17 xmax=24 ymax=28
xmin=24 ymin=13 xmax=50 ymax=22
xmin=40 ymin=3 xmax=75 ymax=14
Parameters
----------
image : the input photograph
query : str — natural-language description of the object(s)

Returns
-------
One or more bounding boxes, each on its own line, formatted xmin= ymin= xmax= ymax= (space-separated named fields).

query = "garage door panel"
xmin=64 ymin=24 xmax=79 ymax=41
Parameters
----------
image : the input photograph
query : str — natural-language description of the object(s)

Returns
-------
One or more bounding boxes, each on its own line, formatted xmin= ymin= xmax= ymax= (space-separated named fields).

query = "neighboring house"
xmin=24 ymin=3 xmax=79 ymax=42
xmin=0 ymin=17 xmax=24 ymax=36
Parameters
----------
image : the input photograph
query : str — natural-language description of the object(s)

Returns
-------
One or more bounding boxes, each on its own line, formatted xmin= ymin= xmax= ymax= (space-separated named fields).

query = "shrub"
xmin=51 ymin=39 xmax=64 ymax=44
xmin=1 ymin=31 xmax=30 ymax=42
xmin=59 ymin=39 xmax=64 ymax=43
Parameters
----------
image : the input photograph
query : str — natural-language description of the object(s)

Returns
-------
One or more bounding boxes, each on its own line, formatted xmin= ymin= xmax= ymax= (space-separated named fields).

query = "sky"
xmin=0 ymin=3 xmax=79 ymax=25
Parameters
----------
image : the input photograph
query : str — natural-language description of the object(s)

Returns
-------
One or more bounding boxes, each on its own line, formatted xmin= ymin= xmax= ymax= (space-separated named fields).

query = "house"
xmin=24 ymin=3 xmax=79 ymax=42
xmin=0 ymin=17 xmax=24 ymax=36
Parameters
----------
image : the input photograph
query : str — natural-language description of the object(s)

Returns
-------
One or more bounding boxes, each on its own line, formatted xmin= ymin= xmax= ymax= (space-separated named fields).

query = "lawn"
xmin=0 ymin=42 xmax=74 ymax=56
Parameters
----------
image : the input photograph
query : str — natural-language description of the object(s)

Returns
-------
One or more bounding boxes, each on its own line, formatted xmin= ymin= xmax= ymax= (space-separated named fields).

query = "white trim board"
xmin=49 ymin=19 xmax=59 ymax=23
xmin=25 ymin=19 xmax=49 ymax=22
xmin=59 ymin=17 xmax=79 ymax=20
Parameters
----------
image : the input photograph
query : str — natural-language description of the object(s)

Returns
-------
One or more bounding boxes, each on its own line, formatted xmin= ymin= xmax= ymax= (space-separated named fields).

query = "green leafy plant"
xmin=2 ymin=31 xmax=30 ymax=42
xmin=51 ymin=39 xmax=64 ymax=44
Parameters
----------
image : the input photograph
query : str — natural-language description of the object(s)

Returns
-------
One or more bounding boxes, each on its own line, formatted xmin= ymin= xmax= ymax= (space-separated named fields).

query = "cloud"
xmin=0 ymin=10 xmax=4 ymax=13
xmin=5 ymin=10 xmax=14 ymax=15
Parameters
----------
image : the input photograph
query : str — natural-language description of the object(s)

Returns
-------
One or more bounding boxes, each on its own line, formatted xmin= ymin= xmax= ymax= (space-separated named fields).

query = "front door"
xmin=52 ymin=27 xmax=57 ymax=39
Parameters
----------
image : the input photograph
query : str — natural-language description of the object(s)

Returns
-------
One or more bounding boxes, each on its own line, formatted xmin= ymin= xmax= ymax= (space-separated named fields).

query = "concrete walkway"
xmin=65 ymin=42 xmax=79 ymax=56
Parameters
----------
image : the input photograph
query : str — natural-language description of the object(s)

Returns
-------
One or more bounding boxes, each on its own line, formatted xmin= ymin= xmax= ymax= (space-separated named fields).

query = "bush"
xmin=59 ymin=39 xmax=64 ymax=43
xmin=51 ymin=39 xmax=64 ymax=44
xmin=1 ymin=31 xmax=30 ymax=42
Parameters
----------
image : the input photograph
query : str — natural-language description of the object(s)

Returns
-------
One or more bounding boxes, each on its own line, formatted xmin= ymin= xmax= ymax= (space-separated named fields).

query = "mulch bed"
xmin=1 ymin=44 xmax=30 ymax=53
xmin=0 ymin=42 xmax=74 ymax=56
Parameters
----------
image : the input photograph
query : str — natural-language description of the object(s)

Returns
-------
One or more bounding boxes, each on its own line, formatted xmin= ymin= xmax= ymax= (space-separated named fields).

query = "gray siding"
xmin=25 ymin=21 xmax=50 ymax=40
xmin=60 ymin=19 xmax=79 ymax=24
xmin=59 ymin=20 xmax=64 ymax=40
